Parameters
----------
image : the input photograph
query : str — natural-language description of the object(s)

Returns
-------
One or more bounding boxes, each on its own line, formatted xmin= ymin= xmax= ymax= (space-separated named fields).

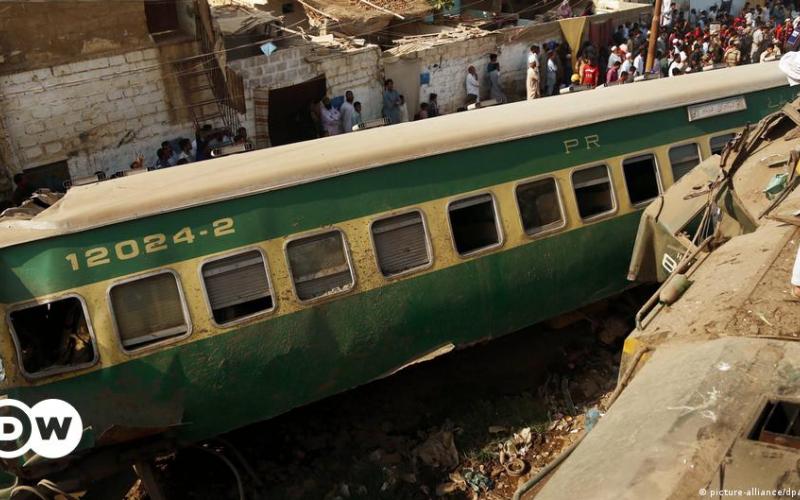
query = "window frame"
xmin=198 ymin=246 xmax=276 ymax=328
xmin=107 ymin=269 xmax=193 ymax=355
xmin=620 ymin=152 xmax=663 ymax=208
xmin=6 ymin=293 xmax=100 ymax=379
xmin=283 ymin=227 xmax=357 ymax=304
xmin=570 ymin=163 xmax=618 ymax=222
xmin=709 ymin=131 xmax=738 ymax=156
xmin=667 ymin=141 xmax=703 ymax=183
xmin=513 ymin=174 xmax=568 ymax=238
xmin=369 ymin=209 xmax=434 ymax=280
xmin=446 ymin=191 xmax=505 ymax=259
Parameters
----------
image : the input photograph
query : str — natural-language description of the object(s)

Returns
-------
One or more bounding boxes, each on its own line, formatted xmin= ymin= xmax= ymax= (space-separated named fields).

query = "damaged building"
xmin=0 ymin=0 xmax=648 ymax=201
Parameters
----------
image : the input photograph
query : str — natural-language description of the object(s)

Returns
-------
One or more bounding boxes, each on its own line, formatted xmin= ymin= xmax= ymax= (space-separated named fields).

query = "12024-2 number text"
xmin=64 ymin=218 xmax=235 ymax=272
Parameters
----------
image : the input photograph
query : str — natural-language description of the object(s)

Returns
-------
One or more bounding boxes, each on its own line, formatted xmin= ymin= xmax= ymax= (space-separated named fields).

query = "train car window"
xmin=287 ymin=230 xmax=354 ymax=301
xmin=202 ymin=249 xmax=274 ymax=325
xmin=516 ymin=177 xmax=565 ymax=235
xmin=110 ymin=271 xmax=190 ymax=350
xmin=622 ymin=154 xmax=661 ymax=206
xmin=371 ymin=211 xmax=431 ymax=277
xmin=669 ymin=143 xmax=701 ymax=182
xmin=448 ymin=193 xmax=502 ymax=255
xmin=9 ymin=296 xmax=97 ymax=377
xmin=710 ymin=133 xmax=736 ymax=155
xmin=572 ymin=165 xmax=614 ymax=219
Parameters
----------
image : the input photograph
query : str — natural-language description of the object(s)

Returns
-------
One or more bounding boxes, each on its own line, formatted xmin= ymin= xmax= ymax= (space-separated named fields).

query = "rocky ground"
xmin=125 ymin=289 xmax=651 ymax=500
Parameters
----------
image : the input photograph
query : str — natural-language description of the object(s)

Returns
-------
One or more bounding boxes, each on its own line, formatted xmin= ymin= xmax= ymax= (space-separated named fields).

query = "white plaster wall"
xmin=0 ymin=48 xmax=196 ymax=180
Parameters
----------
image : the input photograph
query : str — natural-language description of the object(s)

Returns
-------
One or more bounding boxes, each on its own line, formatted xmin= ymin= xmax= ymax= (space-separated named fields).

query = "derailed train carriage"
xmin=0 ymin=63 xmax=796 ymax=489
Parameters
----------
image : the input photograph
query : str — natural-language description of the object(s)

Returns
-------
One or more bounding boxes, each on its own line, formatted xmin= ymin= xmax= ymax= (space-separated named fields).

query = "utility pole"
xmin=645 ymin=0 xmax=663 ymax=73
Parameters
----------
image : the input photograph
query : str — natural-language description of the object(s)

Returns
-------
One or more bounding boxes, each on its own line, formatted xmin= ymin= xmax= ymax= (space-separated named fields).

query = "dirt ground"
xmin=123 ymin=290 xmax=651 ymax=500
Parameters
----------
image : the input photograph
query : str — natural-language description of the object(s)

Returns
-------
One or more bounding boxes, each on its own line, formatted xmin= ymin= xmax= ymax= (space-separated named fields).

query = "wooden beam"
xmin=357 ymin=0 xmax=405 ymax=20
xmin=297 ymin=0 xmax=340 ymax=21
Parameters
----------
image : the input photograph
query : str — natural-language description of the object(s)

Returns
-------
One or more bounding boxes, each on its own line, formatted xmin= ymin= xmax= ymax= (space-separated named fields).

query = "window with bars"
xmin=287 ymin=230 xmax=354 ymax=301
xmin=110 ymin=271 xmax=189 ymax=350
xmin=202 ymin=250 xmax=274 ymax=324
xmin=371 ymin=211 xmax=431 ymax=277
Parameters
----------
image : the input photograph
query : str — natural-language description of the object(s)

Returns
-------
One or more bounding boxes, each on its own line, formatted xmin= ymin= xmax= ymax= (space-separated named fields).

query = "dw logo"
xmin=0 ymin=399 xmax=82 ymax=459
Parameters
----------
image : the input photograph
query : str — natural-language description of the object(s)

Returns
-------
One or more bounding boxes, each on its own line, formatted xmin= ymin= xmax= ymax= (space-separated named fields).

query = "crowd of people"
xmin=463 ymin=0 xmax=800 ymax=104
xmin=145 ymin=125 xmax=253 ymax=171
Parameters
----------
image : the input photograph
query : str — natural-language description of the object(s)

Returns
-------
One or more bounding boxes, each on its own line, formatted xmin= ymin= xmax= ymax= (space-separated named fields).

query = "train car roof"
xmin=0 ymin=62 xmax=788 ymax=249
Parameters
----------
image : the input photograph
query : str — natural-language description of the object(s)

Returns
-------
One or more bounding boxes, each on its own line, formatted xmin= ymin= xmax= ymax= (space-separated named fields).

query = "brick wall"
xmin=229 ymin=45 xmax=383 ymax=146
xmin=0 ymin=47 xmax=196 ymax=188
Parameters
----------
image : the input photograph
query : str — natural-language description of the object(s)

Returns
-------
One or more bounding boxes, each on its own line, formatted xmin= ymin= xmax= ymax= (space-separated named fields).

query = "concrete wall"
xmin=0 ymin=47 xmax=196 ymax=186
xmin=229 ymin=45 xmax=383 ymax=145
xmin=0 ymin=1 xmax=153 ymax=75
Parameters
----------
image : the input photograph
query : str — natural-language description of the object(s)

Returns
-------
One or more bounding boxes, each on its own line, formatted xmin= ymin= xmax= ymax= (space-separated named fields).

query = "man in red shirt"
xmin=581 ymin=58 xmax=599 ymax=87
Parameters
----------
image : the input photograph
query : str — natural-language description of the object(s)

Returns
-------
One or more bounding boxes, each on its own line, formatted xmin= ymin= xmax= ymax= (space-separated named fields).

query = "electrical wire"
xmin=0 ymin=0 xmax=489 ymax=100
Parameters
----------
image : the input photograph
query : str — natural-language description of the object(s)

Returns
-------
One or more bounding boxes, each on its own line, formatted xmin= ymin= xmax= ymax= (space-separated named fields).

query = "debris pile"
xmin=387 ymin=26 xmax=492 ymax=56
xmin=137 ymin=305 xmax=631 ymax=500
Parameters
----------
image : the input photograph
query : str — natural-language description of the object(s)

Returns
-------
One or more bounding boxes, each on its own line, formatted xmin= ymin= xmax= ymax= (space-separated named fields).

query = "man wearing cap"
xmin=526 ymin=47 xmax=540 ymax=100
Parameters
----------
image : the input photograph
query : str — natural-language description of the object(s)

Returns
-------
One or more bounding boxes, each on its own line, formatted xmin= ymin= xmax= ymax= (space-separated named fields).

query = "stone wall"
xmin=0 ymin=47 xmax=196 ymax=187
xmin=229 ymin=45 xmax=383 ymax=146
xmin=0 ymin=1 xmax=153 ymax=75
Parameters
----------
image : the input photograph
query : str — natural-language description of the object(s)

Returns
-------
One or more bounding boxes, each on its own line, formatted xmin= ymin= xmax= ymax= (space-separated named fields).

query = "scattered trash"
xmin=504 ymin=457 xmax=527 ymax=477
xmin=715 ymin=361 xmax=732 ymax=372
xmin=584 ymin=407 xmax=601 ymax=432
xmin=463 ymin=469 xmax=493 ymax=492
xmin=414 ymin=429 xmax=459 ymax=470
xmin=764 ymin=172 xmax=789 ymax=199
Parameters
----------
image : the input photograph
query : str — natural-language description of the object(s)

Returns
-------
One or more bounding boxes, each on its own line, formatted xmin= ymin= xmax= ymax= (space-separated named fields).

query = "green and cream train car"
xmin=0 ymin=63 xmax=795 ymax=482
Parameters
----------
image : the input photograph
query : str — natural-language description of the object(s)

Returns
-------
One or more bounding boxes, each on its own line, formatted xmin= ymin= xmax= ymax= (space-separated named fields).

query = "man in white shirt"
xmin=620 ymin=52 xmax=634 ymax=75
xmin=339 ymin=91 xmax=356 ymax=133
xmin=465 ymin=66 xmax=480 ymax=105
xmin=546 ymin=51 xmax=558 ymax=96
xmin=608 ymin=46 xmax=623 ymax=67
xmin=633 ymin=48 xmax=645 ymax=76
xmin=320 ymin=97 xmax=341 ymax=136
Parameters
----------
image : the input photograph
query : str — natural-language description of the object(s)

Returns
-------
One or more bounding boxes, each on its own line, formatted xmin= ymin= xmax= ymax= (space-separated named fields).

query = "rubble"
xmin=147 ymin=304 xmax=628 ymax=499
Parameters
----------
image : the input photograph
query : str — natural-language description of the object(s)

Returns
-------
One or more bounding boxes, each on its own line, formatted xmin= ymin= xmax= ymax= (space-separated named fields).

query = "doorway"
xmin=267 ymin=76 xmax=327 ymax=147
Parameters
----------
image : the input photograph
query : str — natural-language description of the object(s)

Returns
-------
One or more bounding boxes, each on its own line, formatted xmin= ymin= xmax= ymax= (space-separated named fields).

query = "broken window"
xmin=372 ymin=211 xmax=431 ymax=277
xmin=202 ymin=250 xmax=274 ymax=325
xmin=516 ymin=177 xmax=565 ymax=235
xmin=710 ymin=133 xmax=736 ymax=155
xmin=287 ymin=230 xmax=354 ymax=301
xmin=9 ymin=296 xmax=96 ymax=377
xmin=669 ymin=143 xmax=701 ymax=182
xmin=622 ymin=154 xmax=661 ymax=206
xmin=572 ymin=165 xmax=614 ymax=219
xmin=749 ymin=400 xmax=800 ymax=450
xmin=110 ymin=271 xmax=190 ymax=350
xmin=448 ymin=194 xmax=502 ymax=256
